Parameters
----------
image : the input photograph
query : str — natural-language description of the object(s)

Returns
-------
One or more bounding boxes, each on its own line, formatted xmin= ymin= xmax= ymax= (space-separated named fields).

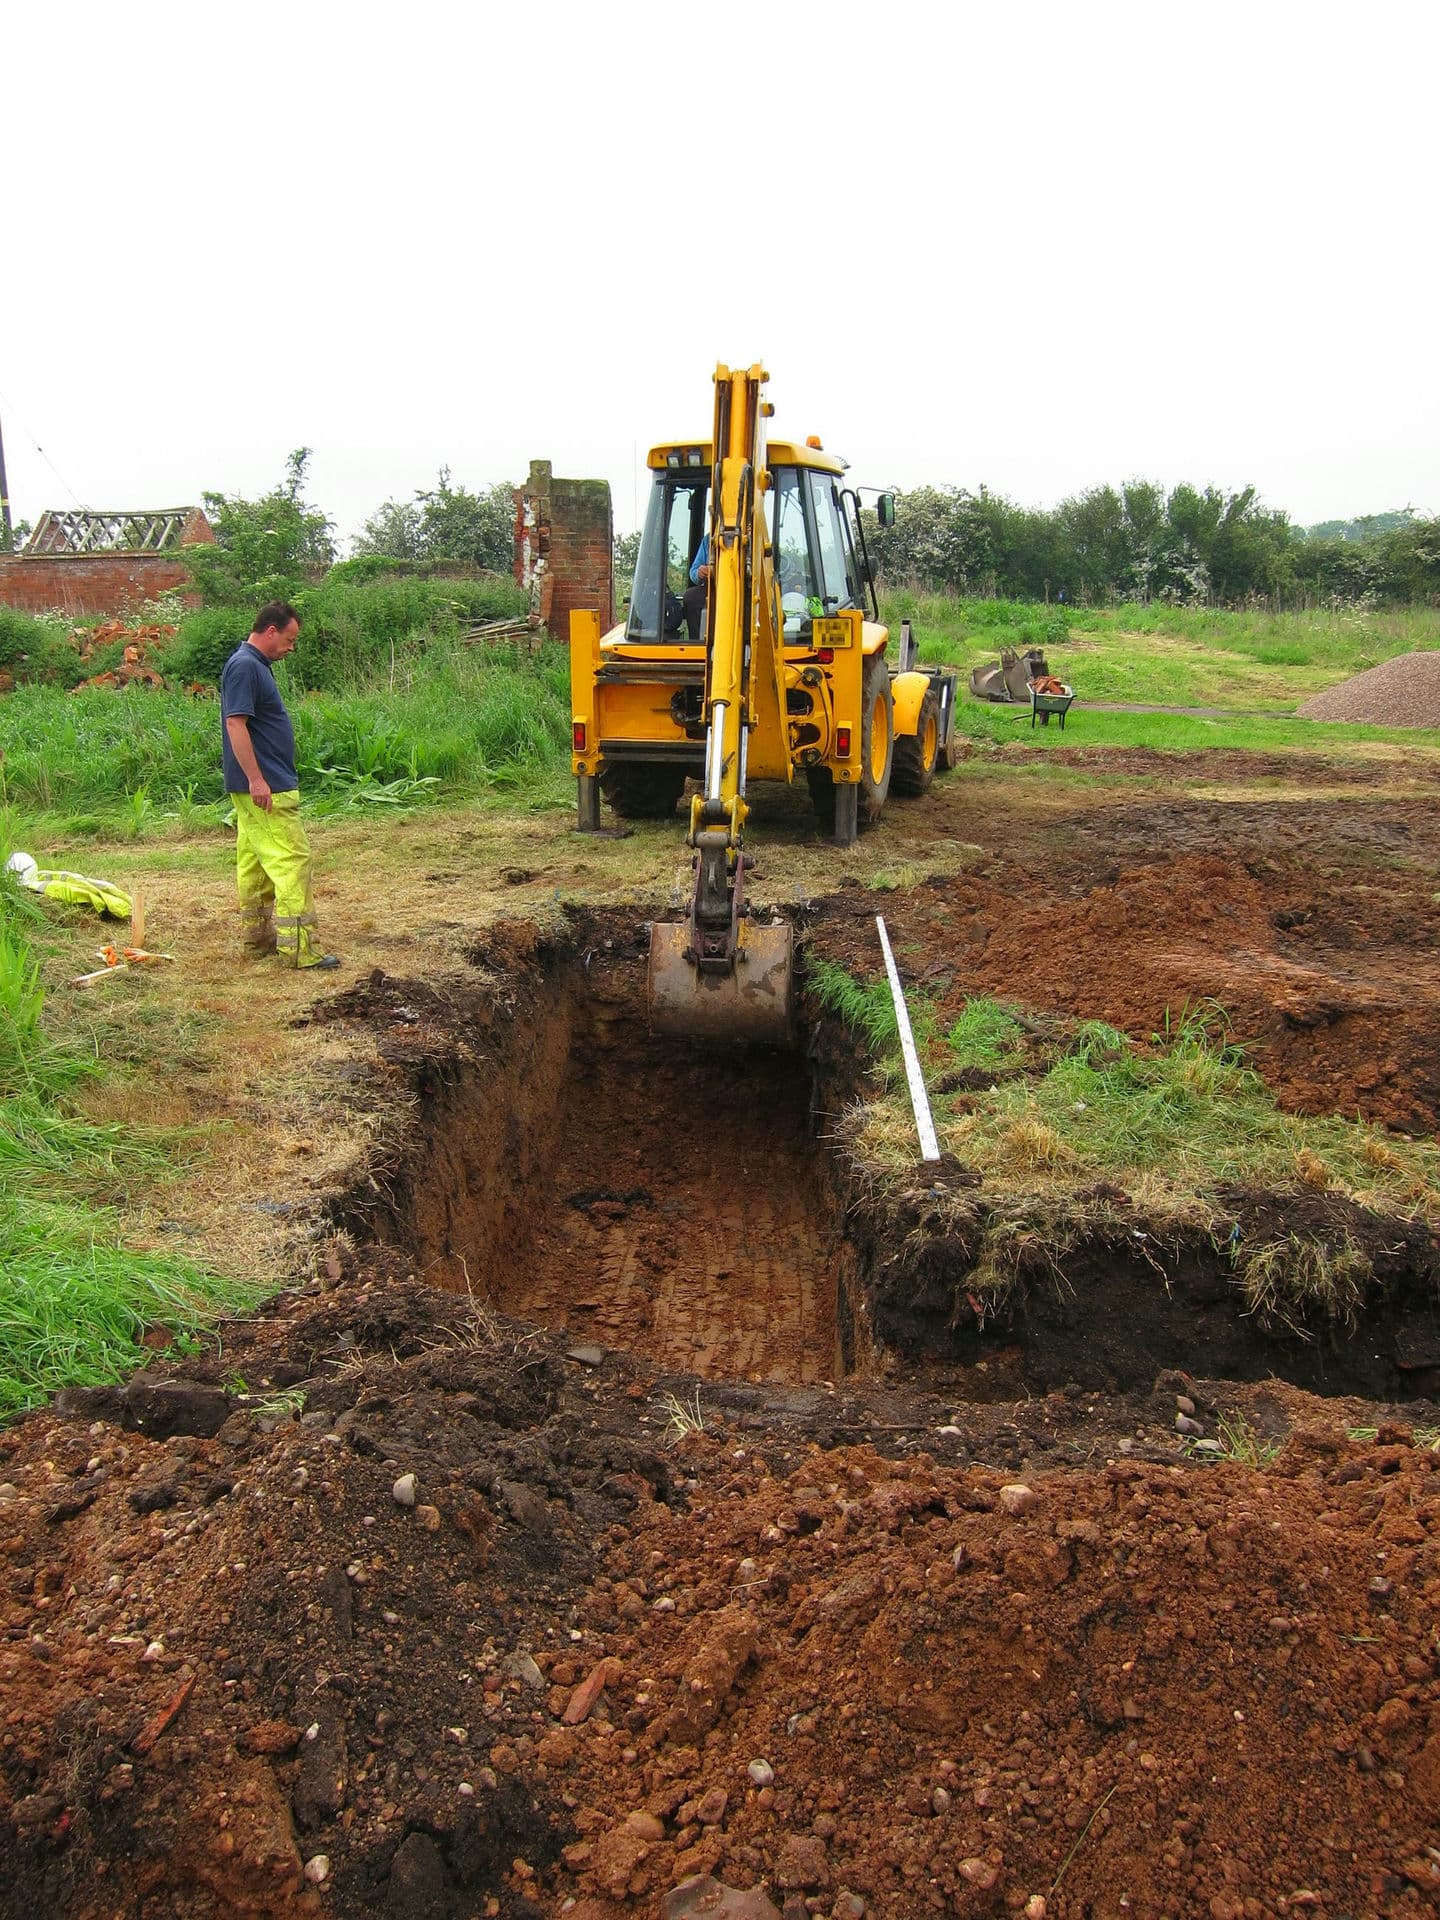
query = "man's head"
xmin=249 ymin=601 xmax=301 ymax=660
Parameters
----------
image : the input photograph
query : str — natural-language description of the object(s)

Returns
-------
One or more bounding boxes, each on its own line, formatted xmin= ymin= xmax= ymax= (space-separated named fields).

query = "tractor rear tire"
xmin=891 ymin=687 xmax=941 ymax=796
xmin=600 ymin=762 xmax=687 ymax=820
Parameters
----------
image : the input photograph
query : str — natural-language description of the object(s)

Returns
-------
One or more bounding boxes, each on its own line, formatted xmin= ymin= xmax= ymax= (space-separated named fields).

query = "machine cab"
xmin=621 ymin=441 xmax=875 ymax=647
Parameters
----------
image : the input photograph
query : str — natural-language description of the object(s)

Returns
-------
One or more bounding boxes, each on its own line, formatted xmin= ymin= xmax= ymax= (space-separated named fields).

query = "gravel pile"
xmin=1299 ymin=648 xmax=1440 ymax=726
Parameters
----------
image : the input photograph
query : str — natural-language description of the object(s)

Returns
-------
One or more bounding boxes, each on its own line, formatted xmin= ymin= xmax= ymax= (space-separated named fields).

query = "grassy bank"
xmin=0 ymin=871 xmax=260 ymax=1416
xmin=811 ymin=964 xmax=1440 ymax=1333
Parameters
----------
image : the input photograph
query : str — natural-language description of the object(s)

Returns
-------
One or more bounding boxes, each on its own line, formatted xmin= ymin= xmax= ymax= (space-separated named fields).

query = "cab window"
xmin=806 ymin=471 xmax=862 ymax=611
xmin=772 ymin=467 xmax=818 ymax=641
xmin=626 ymin=477 xmax=707 ymax=640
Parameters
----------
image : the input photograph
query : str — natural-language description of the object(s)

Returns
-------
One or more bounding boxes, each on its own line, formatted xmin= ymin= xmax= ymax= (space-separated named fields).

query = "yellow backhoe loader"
xmin=569 ymin=363 xmax=958 ymax=1046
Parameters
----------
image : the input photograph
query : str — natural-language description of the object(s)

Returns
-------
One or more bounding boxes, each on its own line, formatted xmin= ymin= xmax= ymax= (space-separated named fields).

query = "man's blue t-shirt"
xmin=220 ymin=643 xmax=298 ymax=794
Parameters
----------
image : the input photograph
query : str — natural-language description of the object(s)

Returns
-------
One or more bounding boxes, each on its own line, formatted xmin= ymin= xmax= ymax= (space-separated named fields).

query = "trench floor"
xmin=477 ymin=1036 xmax=843 ymax=1383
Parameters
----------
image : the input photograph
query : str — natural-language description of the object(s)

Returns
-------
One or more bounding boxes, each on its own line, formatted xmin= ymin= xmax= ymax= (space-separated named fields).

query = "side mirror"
xmin=875 ymin=493 xmax=896 ymax=529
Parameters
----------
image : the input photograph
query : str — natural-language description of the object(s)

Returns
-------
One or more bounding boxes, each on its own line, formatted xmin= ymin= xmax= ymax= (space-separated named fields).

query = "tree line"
xmin=865 ymin=483 xmax=1439 ymax=607
xmin=191 ymin=454 xmax=1435 ymax=614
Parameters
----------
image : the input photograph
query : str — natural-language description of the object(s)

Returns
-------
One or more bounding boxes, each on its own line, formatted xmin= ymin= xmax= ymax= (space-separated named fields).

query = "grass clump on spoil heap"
xmin=0 ymin=867 xmax=259 ymax=1417
xmin=810 ymin=965 xmax=1440 ymax=1330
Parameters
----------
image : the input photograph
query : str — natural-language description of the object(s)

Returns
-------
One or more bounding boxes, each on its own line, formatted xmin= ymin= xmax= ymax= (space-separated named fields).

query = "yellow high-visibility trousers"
xmin=233 ymin=792 xmax=322 ymax=968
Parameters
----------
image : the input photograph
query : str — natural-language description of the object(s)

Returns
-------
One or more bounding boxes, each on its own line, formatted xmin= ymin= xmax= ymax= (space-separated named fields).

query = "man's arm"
xmin=225 ymin=715 xmax=273 ymax=811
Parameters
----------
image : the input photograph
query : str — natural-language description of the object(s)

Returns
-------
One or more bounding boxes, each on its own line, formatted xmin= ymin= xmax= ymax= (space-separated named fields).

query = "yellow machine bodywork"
xmin=569 ymin=461 xmax=882 ymax=798
xmin=570 ymin=363 xmax=957 ymax=1045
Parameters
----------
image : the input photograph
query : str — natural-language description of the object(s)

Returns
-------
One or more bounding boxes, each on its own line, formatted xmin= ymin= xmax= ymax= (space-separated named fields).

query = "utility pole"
xmin=0 ymin=409 xmax=12 ymax=550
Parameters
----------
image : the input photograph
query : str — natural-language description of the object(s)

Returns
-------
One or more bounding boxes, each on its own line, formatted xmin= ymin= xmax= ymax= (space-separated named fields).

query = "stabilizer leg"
xmin=833 ymin=782 xmax=859 ymax=847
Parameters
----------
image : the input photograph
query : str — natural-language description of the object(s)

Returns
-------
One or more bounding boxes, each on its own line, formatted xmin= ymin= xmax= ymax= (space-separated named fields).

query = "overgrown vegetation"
xmin=184 ymin=448 xmax=337 ymax=609
xmin=168 ymin=565 xmax=529 ymax=691
xmin=0 ymin=631 xmax=570 ymax=826
xmin=816 ymin=974 xmax=1440 ymax=1331
xmin=0 ymin=868 xmax=259 ymax=1416
xmin=4 ymin=586 xmax=1436 ymax=844
xmin=0 ymin=451 xmax=558 ymax=833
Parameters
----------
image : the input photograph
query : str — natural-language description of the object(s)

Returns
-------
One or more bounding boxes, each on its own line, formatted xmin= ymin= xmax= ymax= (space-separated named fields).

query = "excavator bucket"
xmin=647 ymin=919 xmax=796 ymax=1047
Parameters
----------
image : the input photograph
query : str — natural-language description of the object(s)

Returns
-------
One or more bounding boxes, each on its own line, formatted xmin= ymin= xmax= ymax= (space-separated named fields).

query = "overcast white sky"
xmin=4 ymin=0 xmax=1435 ymax=544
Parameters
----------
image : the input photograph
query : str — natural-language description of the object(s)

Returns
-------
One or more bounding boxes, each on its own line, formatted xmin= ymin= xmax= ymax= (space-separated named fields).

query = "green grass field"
xmin=898 ymin=593 xmax=1440 ymax=715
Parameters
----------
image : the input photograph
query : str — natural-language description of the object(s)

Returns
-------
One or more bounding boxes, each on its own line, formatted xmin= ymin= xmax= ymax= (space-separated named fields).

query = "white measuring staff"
xmin=875 ymin=914 xmax=941 ymax=1163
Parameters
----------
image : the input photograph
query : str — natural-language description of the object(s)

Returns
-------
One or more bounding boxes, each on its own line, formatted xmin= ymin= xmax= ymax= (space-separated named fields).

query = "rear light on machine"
xmin=836 ymin=726 xmax=852 ymax=757
xmin=572 ymin=722 xmax=587 ymax=751
xmin=815 ymin=648 xmax=834 ymax=663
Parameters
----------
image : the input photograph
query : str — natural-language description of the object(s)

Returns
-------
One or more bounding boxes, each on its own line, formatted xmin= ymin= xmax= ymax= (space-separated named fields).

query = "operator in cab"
xmin=682 ymin=532 xmax=710 ymax=641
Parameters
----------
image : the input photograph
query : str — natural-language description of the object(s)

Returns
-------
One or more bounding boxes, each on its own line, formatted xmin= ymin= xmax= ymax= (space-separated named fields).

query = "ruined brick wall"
xmin=514 ymin=460 xmax=612 ymax=640
xmin=0 ymin=553 xmax=202 ymax=617
xmin=0 ymin=510 xmax=214 ymax=617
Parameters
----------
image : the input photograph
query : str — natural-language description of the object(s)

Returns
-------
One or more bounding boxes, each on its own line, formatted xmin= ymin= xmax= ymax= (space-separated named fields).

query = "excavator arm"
xmin=647 ymin=364 xmax=796 ymax=1045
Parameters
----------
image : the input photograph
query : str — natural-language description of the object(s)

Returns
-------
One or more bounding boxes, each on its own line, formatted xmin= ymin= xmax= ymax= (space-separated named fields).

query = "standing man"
xmin=220 ymin=602 xmax=340 ymax=971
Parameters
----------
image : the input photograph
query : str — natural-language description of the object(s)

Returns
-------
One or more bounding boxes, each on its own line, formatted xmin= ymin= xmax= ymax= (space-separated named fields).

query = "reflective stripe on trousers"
xmin=233 ymin=792 xmax=321 ymax=968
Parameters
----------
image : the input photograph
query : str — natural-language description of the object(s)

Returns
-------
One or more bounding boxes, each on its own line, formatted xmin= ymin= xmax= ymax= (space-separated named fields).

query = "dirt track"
xmin=4 ymin=740 xmax=1440 ymax=1919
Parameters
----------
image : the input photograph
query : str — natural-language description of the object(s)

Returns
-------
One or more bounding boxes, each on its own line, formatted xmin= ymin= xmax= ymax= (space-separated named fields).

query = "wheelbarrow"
xmin=1029 ymin=680 xmax=1075 ymax=729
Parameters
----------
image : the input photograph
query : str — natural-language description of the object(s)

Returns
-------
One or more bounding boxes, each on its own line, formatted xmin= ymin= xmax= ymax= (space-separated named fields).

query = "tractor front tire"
xmin=859 ymin=653 xmax=895 ymax=824
xmin=891 ymin=687 xmax=941 ymax=797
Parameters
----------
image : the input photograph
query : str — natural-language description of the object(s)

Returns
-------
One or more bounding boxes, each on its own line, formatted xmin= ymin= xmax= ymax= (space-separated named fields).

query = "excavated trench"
xmin=338 ymin=928 xmax=852 ymax=1386
xmin=332 ymin=918 xmax=1440 ymax=1404
xmin=471 ymin=1023 xmax=846 ymax=1384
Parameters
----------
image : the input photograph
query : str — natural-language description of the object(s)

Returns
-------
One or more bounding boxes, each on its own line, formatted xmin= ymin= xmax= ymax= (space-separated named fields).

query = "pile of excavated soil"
xmin=815 ymin=840 xmax=1440 ymax=1134
xmin=1299 ymin=650 xmax=1440 ymax=726
xmin=4 ymin=1276 xmax=1440 ymax=1920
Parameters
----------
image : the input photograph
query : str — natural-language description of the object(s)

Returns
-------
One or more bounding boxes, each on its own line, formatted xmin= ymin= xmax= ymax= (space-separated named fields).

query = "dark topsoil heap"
xmin=4 ymin=1286 xmax=1440 ymax=1920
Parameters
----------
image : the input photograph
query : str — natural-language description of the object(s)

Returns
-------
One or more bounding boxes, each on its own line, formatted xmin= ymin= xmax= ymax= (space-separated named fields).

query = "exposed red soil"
xmin=4 ymin=743 xmax=1440 ymax=1918
xmin=5 ymin=1294 xmax=1440 ymax=1920
xmin=821 ymin=765 xmax=1440 ymax=1134
xmin=490 ymin=1040 xmax=840 ymax=1384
